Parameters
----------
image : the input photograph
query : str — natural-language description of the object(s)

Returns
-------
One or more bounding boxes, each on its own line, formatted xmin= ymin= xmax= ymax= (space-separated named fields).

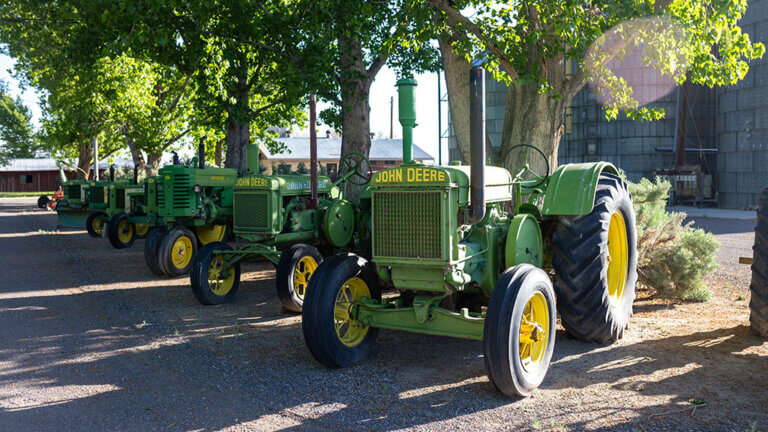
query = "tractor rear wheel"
xmin=107 ymin=213 xmax=135 ymax=249
xmin=750 ymin=189 xmax=768 ymax=337
xmin=484 ymin=264 xmax=556 ymax=397
xmin=158 ymin=226 xmax=198 ymax=277
xmin=144 ymin=227 xmax=167 ymax=276
xmin=195 ymin=224 xmax=229 ymax=246
xmin=552 ymin=173 xmax=638 ymax=343
xmin=37 ymin=195 xmax=49 ymax=209
xmin=276 ymin=244 xmax=323 ymax=313
xmin=190 ymin=242 xmax=241 ymax=305
xmin=86 ymin=212 xmax=107 ymax=238
xmin=302 ymin=253 xmax=381 ymax=368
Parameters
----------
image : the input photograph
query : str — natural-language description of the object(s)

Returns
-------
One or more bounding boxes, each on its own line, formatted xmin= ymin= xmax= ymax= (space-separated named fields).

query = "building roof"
xmin=0 ymin=158 xmax=135 ymax=172
xmin=261 ymin=138 xmax=434 ymax=161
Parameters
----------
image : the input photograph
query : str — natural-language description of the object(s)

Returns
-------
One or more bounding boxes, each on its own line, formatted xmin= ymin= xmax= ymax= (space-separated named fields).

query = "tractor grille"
xmin=234 ymin=192 xmax=269 ymax=230
xmin=373 ymin=191 xmax=442 ymax=259
xmin=90 ymin=187 xmax=104 ymax=204
xmin=171 ymin=174 xmax=191 ymax=209
xmin=157 ymin=186 xmax=165 ymax=210
xmin=115 ymin=190 xmax=125 ymax=210
xmin=67 ymin=184 xmax=81 ymax=200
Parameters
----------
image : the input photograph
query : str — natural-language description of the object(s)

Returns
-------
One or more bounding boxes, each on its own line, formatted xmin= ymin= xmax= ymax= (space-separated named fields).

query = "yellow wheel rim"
xmin=135 ymin=222 xmax=149 ymax=237
xmin=117 ymin=219 xmax=133 ymax=243
xmin=92 ymin=217 xmax=104 ymax=235
xmin=171 ymin=236 xmax=194 ymax=269
xmin=519 ymin=292 xmax=549 ymax=372
xmin=207 ymin=254 xmax=235 ymax=296
xmin=334 ymin=277 xmax=370 ymax=347
xmin=607 ymin=210 xmax=629 ymax=305
xmin=293 ymin=256 xmax=318 ymax=300
xmin=196 ymin=224 xmax=227 ymax=245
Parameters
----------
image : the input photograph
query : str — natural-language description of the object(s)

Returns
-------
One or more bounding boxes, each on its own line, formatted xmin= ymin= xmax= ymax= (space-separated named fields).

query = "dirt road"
xmin=0 ymin=198 xmax=766 ymax=431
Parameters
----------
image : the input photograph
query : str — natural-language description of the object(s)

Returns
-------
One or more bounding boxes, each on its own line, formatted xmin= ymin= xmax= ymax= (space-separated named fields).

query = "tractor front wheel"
xmin=553 ymin=173 xmax=638 ymax=343
xmin=276 ymin=244 xmax=323 ymax=313
xmin=144 ymin=227 xmax=167 ymax=276
xmin=195 ymin=224 xmax=229 ymax=246
xmin=484 ymin=264 xmax=556 ymax=397
xmin=134 ymin=222 xmax=150 ymax=239
xmin=158 ymin=226 xmax=198 ymax=277
xmin=190 ymin=242 xmax=241 ymax=305
xmin=86 ymin=212 xmax=107 ymax=238
xmin=302 ymin=253 xmax=381 ymax=368
xmin=107 ymin=213 xmax=135 ymax=249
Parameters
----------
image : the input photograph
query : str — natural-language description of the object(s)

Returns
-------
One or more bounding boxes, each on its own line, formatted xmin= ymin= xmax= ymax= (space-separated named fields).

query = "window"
xmin=564 ymin=107 xmax=573 ymax=135
xmin=20 ymin=174 xmax=33 ymax=184
xmin=385 ymin=160 xmax=397 ymax=165
xmin=586 ymin=141 xmax=599 ymax=156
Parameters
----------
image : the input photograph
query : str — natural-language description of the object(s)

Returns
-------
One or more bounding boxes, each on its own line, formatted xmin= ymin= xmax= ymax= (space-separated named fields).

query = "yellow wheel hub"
xmin=196 ymin=224 xmax=227 ymax=245
xmin=519 ymin=292 xmax=549 ymax=372
xmin=334 ymin=277 xmax=370 ymax=347
xmin=207 ymin=255 xmax=235 ymax=296
xmin=171 ymin=236 xmax=194 ymax=269
xmin=92 ymin=218 xmax=104 ymax=235
xmin=135 ymin=222 xmax=149 ymax=237
xmin=607 ymin=210 xmax=629 ymax=304
xmin=293 ymin=256 xmax=318 ymax=300
xmin=117 ymin=219 xmax=133 ymax=243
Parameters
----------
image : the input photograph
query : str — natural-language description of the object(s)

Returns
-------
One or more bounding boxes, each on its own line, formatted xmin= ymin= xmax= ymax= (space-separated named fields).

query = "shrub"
xmin=628 ymin=177 xmax=720 ymax=301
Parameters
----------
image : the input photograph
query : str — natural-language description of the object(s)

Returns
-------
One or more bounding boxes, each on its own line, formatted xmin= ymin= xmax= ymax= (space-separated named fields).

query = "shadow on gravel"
xmin=685 ymin=216 xmax=756 ymax=236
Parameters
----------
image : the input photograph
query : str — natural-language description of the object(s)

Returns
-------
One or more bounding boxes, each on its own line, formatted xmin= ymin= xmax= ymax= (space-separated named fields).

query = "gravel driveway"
xmin=0 ymin=198 xmax=766 ymax=431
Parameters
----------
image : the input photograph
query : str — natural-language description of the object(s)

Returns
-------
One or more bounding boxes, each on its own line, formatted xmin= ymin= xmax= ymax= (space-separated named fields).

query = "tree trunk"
xmin=499 ymin=82 xmax=566 ymax=178
xmin=338 ymin=37 xmax=372 ymax=195
xmin=214 ymin=138 xmax=223 ymax=167
xmin=439 ymin=37 xmax=472 ymax=164
xmin=224 ymin=83 xmax=250 ymax=173
xmin=76 ymin=137 xmax=93 ymax=180
xmin=145 ymin=153 xmax=163 ymax=177
xmin=123 ymin=122 xmax=146 ymax=176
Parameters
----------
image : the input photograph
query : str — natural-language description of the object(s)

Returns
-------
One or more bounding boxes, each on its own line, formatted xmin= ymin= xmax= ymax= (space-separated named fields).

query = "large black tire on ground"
xmin=276 ymin=244 xmax=323 ymax=313
xmin=750 ymin=189 xmax=768 ymax=337
xmin=38 ymin=195 xmax=50 ymax=209
xmin=85 ymin=212 xmax=107 ymax=238
xmin=190 ymin=242 xmax=241 ymax=305
xmin=484 ymin=264 xmax=557 ymax=397
xmin=144 ymin=227 xmax=167 ymax=276
xmin=158 ymin=226 xmax=198 ymax=277
xmin=552 ymin=173 xmax=638 ymax=343
xmin=107 ymin=212 xmax=135 ymax=249
xmin=302 ymin=253 xmax=381 ymax=368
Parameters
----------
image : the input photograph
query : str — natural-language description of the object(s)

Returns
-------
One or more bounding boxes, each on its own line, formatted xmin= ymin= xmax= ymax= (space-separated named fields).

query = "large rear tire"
xmin=158 ymin=226 xmax=198 ymax=277
xmin=107 ymin=213 xmax=135 ymax=249
xmin=190 ymin=242 xmax=241 ymax=305
xmin=37 ymin=195 xmax=49 ymax=209
xmin=86 ymin=212 xmax=107 ymax=238
xmin=144 ymin=227 xmax=167 ymax=276
xmin=302 ymin=254 xmax=381 ymax=368
xmin=484 ymin=264 xmax=556 ymax=397
xmin=552 ymin=173 xmax=638 ymax=343
xmin=750 ymin=189 xmax=768 ymax=337
xmin=276 ymin=244 xmax=323 ymax=313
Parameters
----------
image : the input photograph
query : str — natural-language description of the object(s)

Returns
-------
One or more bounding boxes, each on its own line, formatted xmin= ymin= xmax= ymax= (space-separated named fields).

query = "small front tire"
xmin=484 ymin=264 xmax=556 ymax=397
xmin=276 ymin=244 xmax=323 ymax=313
xmin=190 ymin=242 xmax=241 ymax=305
xmin=86 ymin=212 xmax=107 ymax=238
xmin=144 ymin=227 xmax=167 ymax=276
xmin=302 ymin=253 xmax=381 ymax=368
xmin=107 ymin=213 xmax=135 ymax=249
xmin=158 ymin=226 xmax=198 ymax=277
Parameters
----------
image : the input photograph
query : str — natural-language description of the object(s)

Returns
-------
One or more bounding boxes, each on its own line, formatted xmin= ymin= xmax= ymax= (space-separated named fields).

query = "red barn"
xmin=0 ymin=159 xmax=131 ymax=193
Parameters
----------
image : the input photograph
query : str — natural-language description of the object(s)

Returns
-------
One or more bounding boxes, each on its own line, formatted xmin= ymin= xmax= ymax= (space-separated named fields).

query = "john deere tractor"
xmin=52 ymin=164 xmax=98 ymax=229
xmin=189 ymin=96 xmax=374 ymax=312
xmin=103 ymin=167 xmax=149 ymax=249
xmin=302 ymin=67 xmax=638 ymax=397
xmin=83 ymin=169 xmax=131 ymax=238
xmin=143 ymin=139 xmax=237 ymax=277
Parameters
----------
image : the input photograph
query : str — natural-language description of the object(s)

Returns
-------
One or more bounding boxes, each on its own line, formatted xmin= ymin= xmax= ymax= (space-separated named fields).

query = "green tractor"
xmin=143 ymin=140 xmax=237 ymax=277
xmin=302 ymin=66 xmax=638 ymax=397
xmin=103 ymin=167 xmax=150 ymax=249
xmin=83 ymin=170 xmax=131 ymax=238
xmin=51 ymin=164 xmax=97 ymax=229
xmin=190 ymin=95 xmax=374 ymax=312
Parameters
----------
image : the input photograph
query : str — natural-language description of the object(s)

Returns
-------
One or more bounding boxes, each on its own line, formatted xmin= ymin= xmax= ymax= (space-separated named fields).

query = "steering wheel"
xmin=505 ymin=144 xmax=550 ymax=188
xmin=339 ymin=152 xmax=373 ymax=186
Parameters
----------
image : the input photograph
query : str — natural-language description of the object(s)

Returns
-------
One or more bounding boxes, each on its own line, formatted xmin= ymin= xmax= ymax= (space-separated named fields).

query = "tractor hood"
xmin=371 ymin=162 xmax=513 ymax=205
xmin=235 ymin=174 xmax=334 ymax=196
xmin=159 ymin=165 xmax=237 ymax=188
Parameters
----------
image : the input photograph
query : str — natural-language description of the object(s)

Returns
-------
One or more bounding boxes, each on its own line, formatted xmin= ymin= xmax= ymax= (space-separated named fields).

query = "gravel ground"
xmin=0 ymin=198 xmax=766 ymax=432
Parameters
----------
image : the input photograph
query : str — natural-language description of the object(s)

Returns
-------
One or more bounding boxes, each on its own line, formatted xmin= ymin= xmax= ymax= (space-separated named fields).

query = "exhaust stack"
xmin=467 ymin=65 xmax=486 ymax=225
xmin=396 ymin=78 xmax=417 ymax=163
xmin=133 ymin=166 xmax=139 ymax=184
xmin=109 ymin=164 xmax=116 ymax=181
xmin=198 ymin=136 xmax=206 ymax=169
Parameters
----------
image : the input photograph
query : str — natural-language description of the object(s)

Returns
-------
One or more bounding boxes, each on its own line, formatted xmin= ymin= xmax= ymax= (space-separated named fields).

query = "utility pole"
xmin=437 ymin=69 xmax=442 ymax=166
xmin=389 ymin=96 xmax=394 ymax=139
xmin=92 ymin=137 xmax=99 ymax=180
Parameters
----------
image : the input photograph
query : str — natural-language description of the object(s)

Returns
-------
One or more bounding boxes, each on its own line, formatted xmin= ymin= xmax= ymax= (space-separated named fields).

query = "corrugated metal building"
xmin=0 ymin=158 xmax=133 ymax=193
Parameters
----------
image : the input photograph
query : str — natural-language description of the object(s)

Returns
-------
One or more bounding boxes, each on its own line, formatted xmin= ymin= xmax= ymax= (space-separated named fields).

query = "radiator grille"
xmin=373 ymin=191 xmax=442 ymax=259
xmin=157 ymin=186 xmax=165 ymax=211
xmin=115 ymin=189 xmax=125 ymax=210
xmin=234 ymin=192 xmax=270 ymax=230
xmin=67 ymin=184 xmax=81 ymax=200
xmin=171 ymin=174 xmax=191 ymax=209
xmin=90 ymin=187 xmax=104 ymax=204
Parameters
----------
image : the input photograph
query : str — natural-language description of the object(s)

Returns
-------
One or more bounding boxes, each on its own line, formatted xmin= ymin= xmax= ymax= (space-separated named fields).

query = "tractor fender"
xmin=541 ymin=162 xmax=619 ymax=216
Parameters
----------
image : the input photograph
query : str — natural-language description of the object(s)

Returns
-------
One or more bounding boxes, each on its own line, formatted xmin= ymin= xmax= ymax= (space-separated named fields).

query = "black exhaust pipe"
xmin=198 ymin=136 xmax=206 ymax=169
xmin=467 ymin=65 xmax=486 ymax=225
xmin=133 ymin=166 xmax=139 ymax=184
xmin=109 ymin=164 xmax=116 ymax=181
xmin=172 ymin=151 xmax=180 ymax=165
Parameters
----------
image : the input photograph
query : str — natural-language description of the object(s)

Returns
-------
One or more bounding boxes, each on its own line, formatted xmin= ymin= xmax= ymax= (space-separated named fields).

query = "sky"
xmin=0 ymin=51 xmax=450 ymax=165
